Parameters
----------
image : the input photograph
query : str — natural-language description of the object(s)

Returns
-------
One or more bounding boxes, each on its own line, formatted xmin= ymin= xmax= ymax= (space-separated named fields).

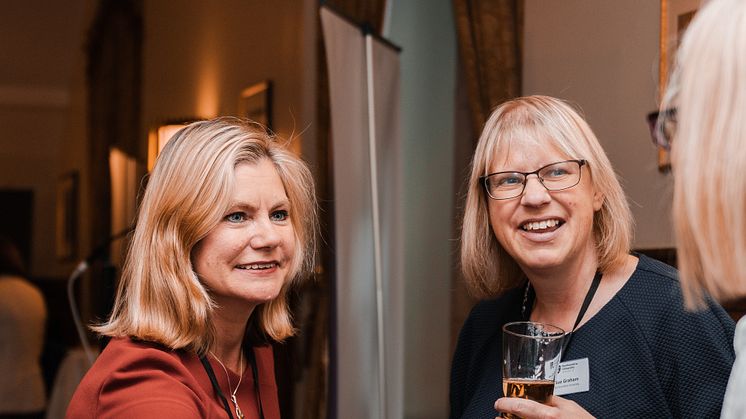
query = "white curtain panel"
xmin=321 ymin=6 xmax=403 ymax=419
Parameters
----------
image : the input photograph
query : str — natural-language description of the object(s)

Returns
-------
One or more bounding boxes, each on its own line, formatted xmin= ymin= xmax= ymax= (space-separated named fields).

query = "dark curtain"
xmin=450 ymin=0 xmax=523 ymax=353
xmin=308 ymin=2 xmax=386 ymax=418
xmin=453 ymin=0 xmax=523 ymax=142
xmin=85 ymin=0 xmax=142 ymax=324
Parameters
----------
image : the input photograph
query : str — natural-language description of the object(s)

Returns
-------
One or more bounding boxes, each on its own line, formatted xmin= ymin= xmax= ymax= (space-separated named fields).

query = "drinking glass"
xmin=501 ymin=321 xmax=565 ymax=418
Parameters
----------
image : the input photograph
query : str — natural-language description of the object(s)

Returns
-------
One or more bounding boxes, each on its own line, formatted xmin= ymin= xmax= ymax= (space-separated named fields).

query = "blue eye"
xmin=271 ymin=210 xmax=289 ymax=222
xmin=495 ymin=174 xmax=524 ymax=188
xmin=548 ymin=168 xmax=567 ymax=177
xmin=225 ymin=212 xmax=246 ymax=223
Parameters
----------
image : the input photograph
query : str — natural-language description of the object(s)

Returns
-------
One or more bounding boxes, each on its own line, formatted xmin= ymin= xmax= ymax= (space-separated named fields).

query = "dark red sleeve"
xmin=66 ymin=339 xmax=209 ymax=419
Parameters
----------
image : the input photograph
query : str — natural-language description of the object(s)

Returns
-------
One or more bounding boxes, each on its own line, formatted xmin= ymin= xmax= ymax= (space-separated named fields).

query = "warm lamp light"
xmin=147 ymin=123 xmax=188 ymax=171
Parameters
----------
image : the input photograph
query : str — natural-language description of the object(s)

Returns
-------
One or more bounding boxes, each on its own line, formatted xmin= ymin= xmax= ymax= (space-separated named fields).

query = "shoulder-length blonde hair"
xmin=667 ymin=0 xmax=746 ymax=308
xmin=461 ymin=95 xmax=633 ymax=298
xmin=93 ymin=117 xmax=318 ymax=354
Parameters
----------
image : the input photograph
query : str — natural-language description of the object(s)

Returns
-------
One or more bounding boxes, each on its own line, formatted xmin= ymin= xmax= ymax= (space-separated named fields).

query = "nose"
xmin=250 ymin=218 xmax=282 ymax=250
xmin=520 ymin=174 xmax=551 ymax=206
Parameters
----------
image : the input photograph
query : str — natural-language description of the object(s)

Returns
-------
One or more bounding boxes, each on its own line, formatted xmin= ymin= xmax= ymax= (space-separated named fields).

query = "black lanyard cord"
xmin=561 ymin=271 xmax=602 ymax=360
xmin=200 ymin=355 xmax=234 ymax=419
xmin=247 ymin=348 xmax=265 ymax=419
xmin=522 ymin=270 xmax=603 ymax=360
xmin=200 ymin=349 xmax=265 ymax=419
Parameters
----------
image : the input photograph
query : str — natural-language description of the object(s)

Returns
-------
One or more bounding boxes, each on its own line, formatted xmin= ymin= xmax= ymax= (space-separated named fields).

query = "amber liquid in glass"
xmin=501 ymin=378 xmax=555 ymax=419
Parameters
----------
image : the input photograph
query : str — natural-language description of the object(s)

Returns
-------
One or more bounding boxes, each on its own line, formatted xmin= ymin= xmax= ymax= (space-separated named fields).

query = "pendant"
xmin=231 ymin=394 xmax=245 ymax=419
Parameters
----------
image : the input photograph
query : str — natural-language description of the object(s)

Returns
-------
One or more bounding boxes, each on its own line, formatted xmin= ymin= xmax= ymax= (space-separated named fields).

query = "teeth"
xmin=522 ymin=219 xmax=561 ymax=231
xmin=238 ymin=262 xmax=276 ymax=270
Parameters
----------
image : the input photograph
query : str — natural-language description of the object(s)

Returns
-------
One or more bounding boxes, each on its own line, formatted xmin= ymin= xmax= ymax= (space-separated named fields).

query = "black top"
xmin=450 ymin=254 xmax=736 ymax=418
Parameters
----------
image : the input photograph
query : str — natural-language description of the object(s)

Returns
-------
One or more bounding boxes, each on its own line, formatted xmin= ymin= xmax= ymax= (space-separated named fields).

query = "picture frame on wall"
xmin=238 ymin=80 xmax=273 ymax=131
xmin=56 ymin=171 xmax=79 ymax=261
xmin=656 ymin=0 xmax=699 ymax=172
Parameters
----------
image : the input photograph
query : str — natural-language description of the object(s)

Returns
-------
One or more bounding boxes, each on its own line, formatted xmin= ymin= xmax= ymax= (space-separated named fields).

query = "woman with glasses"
xmin=450 ymin=95 xmax=734 ymax=418
xmin=67 ymin=117 xmax=318 ymax=418
xmin=663 ymin=0 xmax=746 ymax=417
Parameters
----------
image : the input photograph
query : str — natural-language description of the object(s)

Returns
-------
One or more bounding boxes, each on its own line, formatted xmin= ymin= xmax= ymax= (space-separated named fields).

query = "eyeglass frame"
xmin=646 ymin=107 xmax=677 ymax=150
xmin=480 ymin=159 xmax=588 ymax=200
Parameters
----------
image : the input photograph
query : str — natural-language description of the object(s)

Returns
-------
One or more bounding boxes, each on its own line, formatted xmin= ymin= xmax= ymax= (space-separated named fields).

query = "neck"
xmin=525 ymin=251 xmax=599 ymax=332
xmin=210 ymin=305 xmax=254 ymax=373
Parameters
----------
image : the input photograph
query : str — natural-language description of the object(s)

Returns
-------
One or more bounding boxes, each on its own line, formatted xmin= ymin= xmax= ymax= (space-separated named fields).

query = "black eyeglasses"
xmin=480 ymin=159 xmax=587 ymax=200
xmin=646 ymin=108 xmax=677 ymax=150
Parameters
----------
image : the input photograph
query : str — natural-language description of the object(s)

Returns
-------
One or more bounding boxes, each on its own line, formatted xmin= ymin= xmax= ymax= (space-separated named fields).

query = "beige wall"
xmin=524 ymin=0 xmax=675 ymax=249
xmin=142 ymin=0 xmax=314 ymax=159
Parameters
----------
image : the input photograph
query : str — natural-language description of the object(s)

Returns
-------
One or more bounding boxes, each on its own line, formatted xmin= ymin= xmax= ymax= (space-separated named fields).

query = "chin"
xmin=516 ymin=251 xmax=566 ymax=271
xmin=249 ymin=288 xmax=283 ymax=303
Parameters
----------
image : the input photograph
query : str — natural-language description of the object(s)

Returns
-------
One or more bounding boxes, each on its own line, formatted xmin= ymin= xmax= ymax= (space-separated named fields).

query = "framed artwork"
xmin=659 ymin=0 xmax=699 ymax=93
xmin=656 ymin=0 xmax=699 ymax=172
xmin=238 ymin=80 xmax=273 ymax=130
xmin=56 ymin=171 xmax=79 ymax=261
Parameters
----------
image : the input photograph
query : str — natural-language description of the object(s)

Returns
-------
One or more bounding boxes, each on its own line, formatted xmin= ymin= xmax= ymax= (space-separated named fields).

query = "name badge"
xmin=553 ymin=358 xmax=590 ymax=396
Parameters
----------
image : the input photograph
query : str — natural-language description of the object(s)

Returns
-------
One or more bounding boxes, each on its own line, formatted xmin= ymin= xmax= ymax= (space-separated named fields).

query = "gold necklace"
xmin=210 ymin=350 xmax=245 ymax=419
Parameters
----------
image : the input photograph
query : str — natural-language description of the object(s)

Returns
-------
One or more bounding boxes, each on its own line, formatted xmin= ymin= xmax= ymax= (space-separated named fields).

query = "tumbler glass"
xmin=501 ymin=321 xmax=565 ymax=418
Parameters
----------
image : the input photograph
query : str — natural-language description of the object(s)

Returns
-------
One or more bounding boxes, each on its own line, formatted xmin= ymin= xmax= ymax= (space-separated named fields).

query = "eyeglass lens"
xmin=483 ymin=160 xmax=583 ymax=200
xmin=646 ymin=108 xmax=676 ymax=150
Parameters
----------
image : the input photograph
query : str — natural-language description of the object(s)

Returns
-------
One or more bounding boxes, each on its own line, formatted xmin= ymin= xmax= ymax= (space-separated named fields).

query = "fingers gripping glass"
xmin=481 ymin=159 xmax=587 ymax=200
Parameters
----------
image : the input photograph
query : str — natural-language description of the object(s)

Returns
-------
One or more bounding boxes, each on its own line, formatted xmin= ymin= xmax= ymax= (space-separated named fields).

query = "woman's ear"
xmin=592 ymin=189 xmax=604 ymax=212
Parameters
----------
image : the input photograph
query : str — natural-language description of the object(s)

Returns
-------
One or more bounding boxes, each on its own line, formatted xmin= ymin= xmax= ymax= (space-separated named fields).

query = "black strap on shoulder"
xmin=247 ymin=348 xmax=265 ymax=419
xmin=200 ymin=355 xmax=235 ymax=419
xmin=561 ymin=271 xmax=603 ymax=360
xmin=522 ymin=271 xmax=603 ymax=361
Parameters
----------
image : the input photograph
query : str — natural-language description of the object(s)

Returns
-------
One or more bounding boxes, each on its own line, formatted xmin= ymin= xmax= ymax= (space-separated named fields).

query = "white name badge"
xmin=553 ymin=358 xmax=590 ymax=396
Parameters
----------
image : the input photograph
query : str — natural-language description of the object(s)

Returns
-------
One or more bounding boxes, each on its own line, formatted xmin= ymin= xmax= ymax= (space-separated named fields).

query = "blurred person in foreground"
xmin=450 ymin=95 xmax=735 ymax=418
xmin=0 ymin=236 xmax=47 ymax=419
xmin=67 ymin=117 xmax=318 ymax=418
xmin=661 ymin=0 xmax=746 ymax=417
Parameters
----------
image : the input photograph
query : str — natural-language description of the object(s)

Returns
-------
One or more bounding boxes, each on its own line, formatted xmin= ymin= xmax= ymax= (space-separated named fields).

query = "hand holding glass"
xmin=502 ymin=321 xmax=565 ymax=417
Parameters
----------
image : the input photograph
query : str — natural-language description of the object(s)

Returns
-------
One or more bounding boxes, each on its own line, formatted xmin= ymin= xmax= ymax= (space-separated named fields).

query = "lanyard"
xmin=522 ymin=270 xmax=603 ymax=360
xmin=200 ymin=348 xmax=265 ymax=419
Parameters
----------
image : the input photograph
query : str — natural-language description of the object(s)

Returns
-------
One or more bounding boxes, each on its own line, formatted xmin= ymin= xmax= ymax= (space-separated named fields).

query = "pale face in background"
xmin=487 ymin=137 xmax=603 ymax=275
xmin=192 ymin=159 xmax=296 ymax=313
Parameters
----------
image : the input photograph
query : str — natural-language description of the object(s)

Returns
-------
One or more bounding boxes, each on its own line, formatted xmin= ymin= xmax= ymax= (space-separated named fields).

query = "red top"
xmin=66 ymin=337 xmax=280 ymax=419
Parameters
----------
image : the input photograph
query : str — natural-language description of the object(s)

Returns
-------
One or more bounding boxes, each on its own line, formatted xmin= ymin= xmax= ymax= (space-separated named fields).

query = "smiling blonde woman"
xmin=67 ymin=117 xmax=318 ymax=419
xmin=451 ymin=95 xmax=735 ymax=419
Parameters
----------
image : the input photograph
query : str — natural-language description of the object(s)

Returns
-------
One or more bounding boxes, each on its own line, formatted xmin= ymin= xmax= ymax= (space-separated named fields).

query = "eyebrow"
xmin=227 ymin=198 xmax=290 ymax=211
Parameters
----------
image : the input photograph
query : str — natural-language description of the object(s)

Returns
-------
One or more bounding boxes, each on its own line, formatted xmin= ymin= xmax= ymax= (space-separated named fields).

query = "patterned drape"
xmin=453 ymin=0 xmax=523 ymax=143
xmin=85 ymin=0 xmax=142 ymax=323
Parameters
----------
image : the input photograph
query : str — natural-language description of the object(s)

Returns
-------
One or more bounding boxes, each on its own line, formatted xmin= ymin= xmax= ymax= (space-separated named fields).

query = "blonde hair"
xmin=461 ymin=95 xmax=633 ymax=298
xmin=93 ymin=117 xmax=318 ymax=353
xmin=667 ymin=0 xmax=746 ymax=308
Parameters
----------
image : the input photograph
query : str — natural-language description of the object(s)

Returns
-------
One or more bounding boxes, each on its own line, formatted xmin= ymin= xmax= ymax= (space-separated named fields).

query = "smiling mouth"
xmin=520 ymin=219 xmax=564 ymax=232
xmin=236 ymin=262 xmax=278 ymax=270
